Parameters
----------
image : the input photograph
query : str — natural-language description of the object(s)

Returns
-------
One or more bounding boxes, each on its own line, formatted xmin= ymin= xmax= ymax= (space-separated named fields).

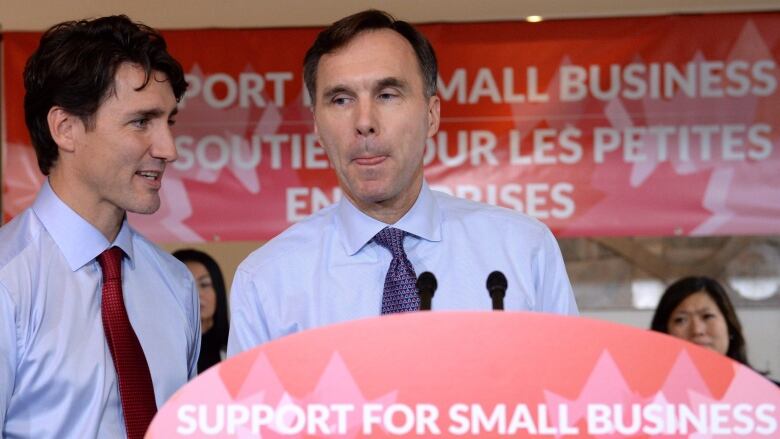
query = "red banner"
xmin=3 ymin=13 xmax=780 ymax=241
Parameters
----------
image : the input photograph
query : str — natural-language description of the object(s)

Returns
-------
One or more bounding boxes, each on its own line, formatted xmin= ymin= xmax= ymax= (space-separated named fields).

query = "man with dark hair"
xmin=228 ymin=10 xmax=577 ymax=354
xmin=0 ymin=16 xmax=199 ymax=438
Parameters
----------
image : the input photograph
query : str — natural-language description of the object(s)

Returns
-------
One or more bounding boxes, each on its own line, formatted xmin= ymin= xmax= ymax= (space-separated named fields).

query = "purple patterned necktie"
xmin=374 ymin=227 xmax=420 ymax=314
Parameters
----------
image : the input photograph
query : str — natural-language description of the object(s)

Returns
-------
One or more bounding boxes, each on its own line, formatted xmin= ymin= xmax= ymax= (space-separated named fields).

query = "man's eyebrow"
xmin=128 ymin=107 xmax=178 ymax=119
xmin=375 ymin=77 xmax=409 ymax=92
xmin=320 ymin=78 xmax=410 ymax=101
xmin=321 ymin=85 xmax=352 ymax=101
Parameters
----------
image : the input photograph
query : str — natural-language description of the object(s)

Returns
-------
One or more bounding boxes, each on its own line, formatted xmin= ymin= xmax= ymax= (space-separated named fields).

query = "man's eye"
xmin=332 ymin=96 xmax=350 ymax=105
xmin=168 ymin=119 xmax=177 ymax=127
xmin=378 ymin=92 xmax=397 ymax=101
xmin=132 ymin=118 xmax=149 ymax=128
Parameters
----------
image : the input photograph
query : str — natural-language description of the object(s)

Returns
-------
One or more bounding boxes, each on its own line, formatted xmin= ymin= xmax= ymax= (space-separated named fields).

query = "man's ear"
xmin=47 ymin=107 xmax=82 ymax=153
xmin=312 ymin=106 xmax=324 ymax=146
xmin=427 ymin=95 xmax=441 ymax=137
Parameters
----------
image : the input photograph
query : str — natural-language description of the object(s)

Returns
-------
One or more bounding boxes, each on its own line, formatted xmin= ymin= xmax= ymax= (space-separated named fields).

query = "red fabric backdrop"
xmin=3 ymin=13 xmax=779 ymax=241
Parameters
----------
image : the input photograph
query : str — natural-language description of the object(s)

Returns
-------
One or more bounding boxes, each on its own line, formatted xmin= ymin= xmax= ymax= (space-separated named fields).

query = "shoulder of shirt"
xmin=129 ymin=229 xmax=199 ymax=343
xmin=235 ymin=203 xmax=338 ymax=276
xmin=129 ymin=228 xmax=194 ymax=286
xmin=430 ymin=189 xmax=551 ymax=237
xmin=0 ymin=209 xmax=41 ymax=275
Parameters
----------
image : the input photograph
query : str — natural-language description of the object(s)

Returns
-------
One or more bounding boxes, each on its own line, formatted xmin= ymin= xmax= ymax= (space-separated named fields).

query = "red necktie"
xmin=98 ymin=247 xmax=157 ymax=439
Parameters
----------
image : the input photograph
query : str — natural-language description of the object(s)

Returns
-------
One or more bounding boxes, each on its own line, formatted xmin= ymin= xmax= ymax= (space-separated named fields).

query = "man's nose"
xmin=151 ymin=124 xmax=178 ymax=162
xmin=354 ymin=99 xmax=378 ymax=137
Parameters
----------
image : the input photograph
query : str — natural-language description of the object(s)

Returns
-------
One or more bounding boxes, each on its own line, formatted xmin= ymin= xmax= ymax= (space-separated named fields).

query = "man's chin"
xmin=352 ymin=188 xmax=394 ymax=206
xmin=124 ymin=197 xmax=162 ymax=215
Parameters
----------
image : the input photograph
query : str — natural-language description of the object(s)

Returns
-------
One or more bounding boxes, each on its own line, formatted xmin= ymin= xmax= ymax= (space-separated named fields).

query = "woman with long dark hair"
xmin=174 ymin=249 xmax=229 ymax=373
xmin=651 ymin=276 xmax=778 ymax=386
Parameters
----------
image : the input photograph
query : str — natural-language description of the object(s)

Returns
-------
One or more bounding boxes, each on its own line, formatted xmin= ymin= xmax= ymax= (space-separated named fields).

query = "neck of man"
xmin=348 ymin=177 xmax=423 ymax=225
xmin=48 ymin=171 xmax=124 ymax=242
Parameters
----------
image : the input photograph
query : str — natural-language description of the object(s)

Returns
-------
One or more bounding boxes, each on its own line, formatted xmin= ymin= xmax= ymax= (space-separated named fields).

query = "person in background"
xmin=174 ymin=249 xmax=230 ymax=373
xmin=0 ymin=15 xmax=199 ymax=438
xmin=651 ymin=276 xmax=779 ymax=386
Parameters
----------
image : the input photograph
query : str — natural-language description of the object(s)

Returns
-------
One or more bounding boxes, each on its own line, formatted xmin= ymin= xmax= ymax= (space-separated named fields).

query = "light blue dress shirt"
xmin=0 ymin=181 xmax=200 ymax=438
xmin=228 ymin=182 xmax=577 ymax=355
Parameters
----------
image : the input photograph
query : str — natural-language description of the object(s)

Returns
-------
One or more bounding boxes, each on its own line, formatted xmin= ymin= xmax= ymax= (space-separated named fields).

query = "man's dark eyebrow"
xmin=129 ymin=107 xmax=178 ymax=119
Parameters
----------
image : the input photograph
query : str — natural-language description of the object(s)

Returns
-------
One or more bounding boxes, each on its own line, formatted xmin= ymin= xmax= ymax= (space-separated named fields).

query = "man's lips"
xmin=135 ymin=170 xmax=163 ymax=180
xmin=352 ymin=155 xmax=387 ymax=166
xmin=135 ymin=169 xmax=164 ymax=188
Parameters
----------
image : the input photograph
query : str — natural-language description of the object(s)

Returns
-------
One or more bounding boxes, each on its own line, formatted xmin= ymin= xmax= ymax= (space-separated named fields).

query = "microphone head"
xmin=486 ymin=271 xmax=508 ymax=292
xmin=416 ymin=271 xmax=437 ymax=296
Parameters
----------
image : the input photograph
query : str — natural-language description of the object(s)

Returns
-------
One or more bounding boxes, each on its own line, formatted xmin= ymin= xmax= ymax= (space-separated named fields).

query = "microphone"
xmin=416 ymin=271 xmax=437 ymax=311
xmin=486 ymin=271 xmax=508 ymax=311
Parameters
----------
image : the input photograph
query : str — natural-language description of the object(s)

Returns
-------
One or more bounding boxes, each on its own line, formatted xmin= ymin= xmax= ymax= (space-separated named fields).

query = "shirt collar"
xmin=336 ymin=181 xmax=443 ymax=256
xmin=32 ymin=180 xmax=135 ymax=271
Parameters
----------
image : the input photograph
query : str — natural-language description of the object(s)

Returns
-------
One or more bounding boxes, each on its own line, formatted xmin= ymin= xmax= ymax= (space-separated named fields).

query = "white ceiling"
xmin=1 ymin=0 xmax=779 ymax=31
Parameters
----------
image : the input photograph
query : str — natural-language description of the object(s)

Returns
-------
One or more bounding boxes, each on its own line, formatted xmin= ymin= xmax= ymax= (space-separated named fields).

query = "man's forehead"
xmin=87 ymin=67 xmax=177 ymax=122
xmin=326 ymin=29 xmax=415 ymax=62
xmin=316 ymin=29 xmax=420 ymax=89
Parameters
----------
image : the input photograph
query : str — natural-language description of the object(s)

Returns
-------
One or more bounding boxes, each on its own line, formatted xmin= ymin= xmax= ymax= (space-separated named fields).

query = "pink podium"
xmin=147 ymin=312 xmax=779 ymax=437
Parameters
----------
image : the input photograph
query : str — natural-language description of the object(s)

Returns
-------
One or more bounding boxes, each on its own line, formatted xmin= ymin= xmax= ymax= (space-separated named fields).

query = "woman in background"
xmin=174 ymin=249 xmax=229 ymax=373
xmin=651 ymin=275 xmax=778 ymax=386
